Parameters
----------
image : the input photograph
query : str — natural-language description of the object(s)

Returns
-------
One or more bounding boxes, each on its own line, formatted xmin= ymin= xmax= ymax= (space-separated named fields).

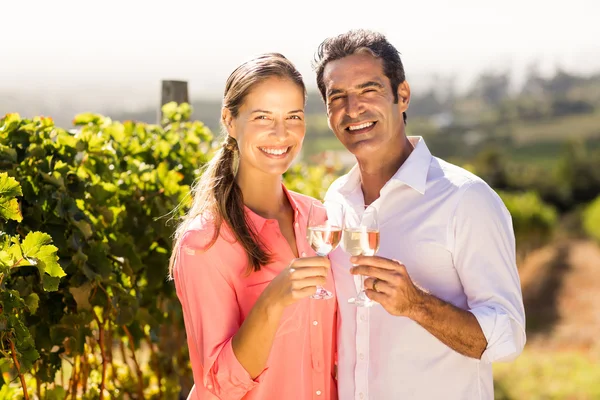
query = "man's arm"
xmin=351 ymin=179 xmax=526 ymax=362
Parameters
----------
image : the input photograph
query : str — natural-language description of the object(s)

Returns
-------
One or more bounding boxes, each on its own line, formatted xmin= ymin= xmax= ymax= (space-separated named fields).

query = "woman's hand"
xmin=260 ymin=256 xmax=330 ymax=310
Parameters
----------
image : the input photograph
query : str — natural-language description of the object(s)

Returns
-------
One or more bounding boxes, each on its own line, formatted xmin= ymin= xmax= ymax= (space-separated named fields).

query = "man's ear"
xmin=397 ymin=81 xmax=411 ymax=113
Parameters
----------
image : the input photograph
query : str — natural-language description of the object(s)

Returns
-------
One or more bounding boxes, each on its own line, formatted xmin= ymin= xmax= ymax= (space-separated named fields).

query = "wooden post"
xmin=158 ymin=80 xmax=189 ymax=124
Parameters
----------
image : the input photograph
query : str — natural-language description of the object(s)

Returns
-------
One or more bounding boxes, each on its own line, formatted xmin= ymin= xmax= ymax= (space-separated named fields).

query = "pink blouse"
xmin=173 ymin=187 xmax=337 ymax=400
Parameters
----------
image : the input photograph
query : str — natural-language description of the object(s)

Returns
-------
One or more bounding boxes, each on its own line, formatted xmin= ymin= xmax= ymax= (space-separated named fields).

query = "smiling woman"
xmin=168 ymin=53 xmax=338 ymax=400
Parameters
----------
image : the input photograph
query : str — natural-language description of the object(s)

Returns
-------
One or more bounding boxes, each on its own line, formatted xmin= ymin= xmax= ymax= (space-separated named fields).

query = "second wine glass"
xmin=342 ymin=205 xmax=380 ymax=307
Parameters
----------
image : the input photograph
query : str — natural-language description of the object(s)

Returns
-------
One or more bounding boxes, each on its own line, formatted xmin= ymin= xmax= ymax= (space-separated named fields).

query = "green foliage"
xmin=497 ymin=190 xmax=558 ymax=256
xmin=583 ymin=196 xmax=600 ymax=243
xmin=283 ymin=163 xmax=337 ymax=200
xmin=0 ymin=104 xmax=214 ymax=397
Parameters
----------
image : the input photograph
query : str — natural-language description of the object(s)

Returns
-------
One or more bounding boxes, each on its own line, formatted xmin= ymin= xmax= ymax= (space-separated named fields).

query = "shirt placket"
xmin=310 ymin=298 xmax=326 ymax=398
xmin=295 ymin=208 xmax=326 ymax=398
xmin=355 ymin=306 xmax=370 ymax=400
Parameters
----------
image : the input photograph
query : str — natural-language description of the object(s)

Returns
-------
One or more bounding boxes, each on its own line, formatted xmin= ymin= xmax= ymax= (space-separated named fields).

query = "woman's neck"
xmin=236 ymin=168 xmax=288 ymax=220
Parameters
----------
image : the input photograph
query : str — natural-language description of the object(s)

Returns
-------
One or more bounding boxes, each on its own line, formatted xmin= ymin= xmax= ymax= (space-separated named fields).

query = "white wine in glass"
xmin=342 ymin=206 xmax=379 ymax=307
xmin=306 ymin=201 xmax=343 ymax=299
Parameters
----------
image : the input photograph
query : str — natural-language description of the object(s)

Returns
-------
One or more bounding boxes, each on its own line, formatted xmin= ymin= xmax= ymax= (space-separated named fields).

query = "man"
xmin=314 ymin=29 xmax=526 ymax=399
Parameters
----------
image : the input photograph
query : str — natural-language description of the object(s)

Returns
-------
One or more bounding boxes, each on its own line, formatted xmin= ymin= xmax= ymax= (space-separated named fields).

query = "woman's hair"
xmin=169 ymin=53 xmax=306 ymax=276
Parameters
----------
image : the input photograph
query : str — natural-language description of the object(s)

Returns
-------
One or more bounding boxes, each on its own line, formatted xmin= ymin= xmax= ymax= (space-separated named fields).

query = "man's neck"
xmin=357 ymin=136 xmax=414 ymax=205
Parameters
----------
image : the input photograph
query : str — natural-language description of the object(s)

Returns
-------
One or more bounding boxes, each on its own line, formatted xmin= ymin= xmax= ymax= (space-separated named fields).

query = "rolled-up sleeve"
xmin=173 ymin=229 xmax=265 ymax=399
xmin=450 ymin=180 xmax=526 ymax=363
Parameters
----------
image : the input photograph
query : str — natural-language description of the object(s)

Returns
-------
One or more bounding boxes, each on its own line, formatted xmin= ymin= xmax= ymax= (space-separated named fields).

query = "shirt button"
xmin=313 ymin=320 xmax=318 ymax=326
xmin=301 ymin=251 xmax=306 ymax=257
xmin=359 ymin=393 xmax=364 ymax=399
xmin=294 ymin=222 xmax=299 ymax=228
xmin=316 ymin=390 xmax=322 ymax=396
xmin=359 ymin=353 xmax=364 ymax=360
xmin=207 ymin=384 xmax=213 ymax=390
xmin=360 ymin=314 xmax=366 ymax=322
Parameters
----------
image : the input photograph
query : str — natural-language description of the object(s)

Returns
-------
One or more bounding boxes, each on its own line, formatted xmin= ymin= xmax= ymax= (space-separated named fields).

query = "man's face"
xmin=322 ymin=52 xmax=409 ymax=159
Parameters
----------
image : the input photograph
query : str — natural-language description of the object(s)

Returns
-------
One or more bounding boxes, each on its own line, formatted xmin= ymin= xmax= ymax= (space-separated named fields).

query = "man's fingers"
xmin=364 ymin=289 xmax=386 ymax=303
xmin=350 ymin=265 xmax=398 ymax=283
xmin=349 ymin=255 xmax=405 ymax=271
xmin=364 ymin=277 xmax=393 ymax=294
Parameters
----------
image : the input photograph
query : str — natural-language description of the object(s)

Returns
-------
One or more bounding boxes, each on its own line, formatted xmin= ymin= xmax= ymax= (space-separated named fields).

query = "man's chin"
xmin=346 ymin=138 xmax=380 ymax=158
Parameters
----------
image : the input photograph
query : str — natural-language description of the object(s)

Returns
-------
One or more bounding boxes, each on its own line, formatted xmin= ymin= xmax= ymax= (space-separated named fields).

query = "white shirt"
xmin=325 ymin=136 xmax=526 ymax=400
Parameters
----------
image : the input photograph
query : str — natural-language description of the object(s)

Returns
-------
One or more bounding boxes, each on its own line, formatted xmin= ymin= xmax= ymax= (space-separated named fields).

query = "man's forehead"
xmin=323 ymin=56 xmax=386 ymax=93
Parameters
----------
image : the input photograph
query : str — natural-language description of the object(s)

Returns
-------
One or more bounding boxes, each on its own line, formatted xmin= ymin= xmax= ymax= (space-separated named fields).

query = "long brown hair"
xmin=169 ymin=53 xmax=306 ymax=276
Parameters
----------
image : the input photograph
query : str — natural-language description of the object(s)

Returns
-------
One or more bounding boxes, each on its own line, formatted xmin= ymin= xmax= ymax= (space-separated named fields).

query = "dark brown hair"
xmin=313 ymin=29 xmax=407 ymax=123
xmin=169 ymin=53 xmax=306 ymax=276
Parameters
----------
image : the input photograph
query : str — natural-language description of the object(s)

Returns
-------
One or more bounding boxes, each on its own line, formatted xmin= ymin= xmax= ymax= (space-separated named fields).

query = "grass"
xmin=493 ymin=348 xmax=600 ymax=400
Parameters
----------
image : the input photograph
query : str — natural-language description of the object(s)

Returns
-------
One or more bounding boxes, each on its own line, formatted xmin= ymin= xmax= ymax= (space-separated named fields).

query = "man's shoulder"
xmin=431 ymin=156 xmax=508 ymax=213
xmin=430 ymin=156 xmax=488 ymax=192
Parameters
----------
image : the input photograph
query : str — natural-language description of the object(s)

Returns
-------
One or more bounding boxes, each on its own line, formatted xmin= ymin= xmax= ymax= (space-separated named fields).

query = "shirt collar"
xmin=244 ymin=184 xmax=302 ymax=233
xmin=388 ymin=136 xmax=431 ymax=195
xmin=337 ymin=136 xmax=432 ymax=196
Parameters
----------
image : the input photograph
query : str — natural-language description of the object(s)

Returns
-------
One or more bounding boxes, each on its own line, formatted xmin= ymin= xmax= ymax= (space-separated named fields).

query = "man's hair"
xmin=313 ymin=29 xmax=407 ymax=123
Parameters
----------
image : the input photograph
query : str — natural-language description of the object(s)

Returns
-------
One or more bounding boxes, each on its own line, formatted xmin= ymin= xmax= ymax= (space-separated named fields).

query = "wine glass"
xmin=342 ymin=205 xmax=380 ymax=307
xmin=306 ymin=200 xmax=343 ymax=299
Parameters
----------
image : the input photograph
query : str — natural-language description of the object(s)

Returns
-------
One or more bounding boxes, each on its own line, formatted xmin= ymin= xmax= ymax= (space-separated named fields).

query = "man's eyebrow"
xmin=326 ymin=81 xmax=384 ymax=98
xmin=326 ymin=88 xmax=344 ymax=98
xmin=357 ymin=81 xmax=384 ymax=90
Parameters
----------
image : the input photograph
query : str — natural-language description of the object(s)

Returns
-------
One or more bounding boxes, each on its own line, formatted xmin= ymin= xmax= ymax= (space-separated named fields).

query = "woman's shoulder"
xmin=180 ymin=213 xmax=238 ymax=251
xmin=176 ymin=214 xmax=247 ymax=276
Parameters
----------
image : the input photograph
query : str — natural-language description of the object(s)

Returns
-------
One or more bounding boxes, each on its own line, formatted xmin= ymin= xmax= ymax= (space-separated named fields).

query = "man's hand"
xmin=350 ymin=255 xmax=425 ymax=317
xmin=350 ymin=255 xmax=488 ymax=359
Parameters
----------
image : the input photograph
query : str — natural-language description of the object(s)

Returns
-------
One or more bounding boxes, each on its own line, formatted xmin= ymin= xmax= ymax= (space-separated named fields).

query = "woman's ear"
xmin=222 ymin=107 xmax=236 ymax=138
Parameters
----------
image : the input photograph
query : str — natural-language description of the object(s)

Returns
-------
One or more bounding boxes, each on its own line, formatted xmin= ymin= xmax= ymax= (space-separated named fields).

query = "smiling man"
xmin=313 ymin=30 xmax=526 ymax=400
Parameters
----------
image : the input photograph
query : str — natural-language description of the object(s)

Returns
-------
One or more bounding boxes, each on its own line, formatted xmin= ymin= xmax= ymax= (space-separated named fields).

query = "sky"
xmin=1 ymin=0 xmax=599 ymax=110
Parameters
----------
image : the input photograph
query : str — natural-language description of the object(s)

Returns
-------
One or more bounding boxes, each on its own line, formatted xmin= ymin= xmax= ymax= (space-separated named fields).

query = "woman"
xmin=170 ymin=53 xmax=337 ymax=400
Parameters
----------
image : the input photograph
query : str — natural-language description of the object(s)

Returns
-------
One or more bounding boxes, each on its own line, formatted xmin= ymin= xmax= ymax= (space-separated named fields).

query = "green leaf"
xmin=21 ymin=232 xmax=64 ymax=278
xmin=0 ymin=197 xmax=22 ymax=222
xmin=0 ymin=144 xmax=17 ymax=163
xmin=72 ymin=219 xmax=93 ymax=240
xmin=24 ymin=293 xmax=39 ymax=314
xmin=0 ymin=250 xmax=12 ymax=272
xmin=1 ymin=290 xmax=25 ymax=313
xmin=72 ymin=112 xmax=104 ymax=126
xmin=42 ymin=275 xmax=61 ymax=291
xmin=0 ymin=112 xmax=22 ymax=134
xmin=0 ymin=173 xmax=23 ymax=222
xmin=19 ymin=342 xmax=40 ymax=371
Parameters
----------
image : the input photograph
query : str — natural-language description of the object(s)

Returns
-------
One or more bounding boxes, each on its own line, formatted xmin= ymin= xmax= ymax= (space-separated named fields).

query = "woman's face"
xmin=225 ymin=77 xmax=306 ymax=178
